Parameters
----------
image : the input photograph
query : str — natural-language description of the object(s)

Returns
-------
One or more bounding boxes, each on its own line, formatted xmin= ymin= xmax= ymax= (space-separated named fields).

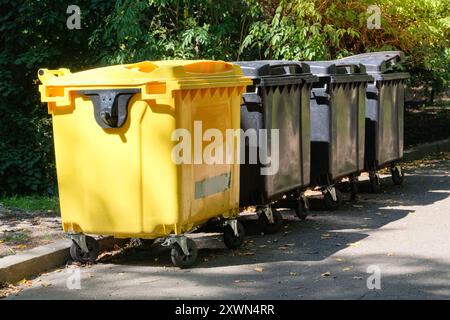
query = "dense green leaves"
xmin=0 ymin=0 xmax=448 ymax=195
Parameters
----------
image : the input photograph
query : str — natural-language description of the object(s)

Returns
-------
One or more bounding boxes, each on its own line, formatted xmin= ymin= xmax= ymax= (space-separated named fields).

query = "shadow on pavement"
xmin=96 ymin=166 xmax=449 ymax=269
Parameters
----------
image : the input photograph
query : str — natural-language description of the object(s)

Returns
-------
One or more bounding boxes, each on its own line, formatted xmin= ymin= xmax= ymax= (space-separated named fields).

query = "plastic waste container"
xmin=234 ymin=61 xmax=317 ymax=233
xmin=338 ymin=51 xmax=410 ymax=192
xmin=38 ymin=60 xmax=252 ymax=268
xmin=304 ymin=61 xmax=373 ymax=209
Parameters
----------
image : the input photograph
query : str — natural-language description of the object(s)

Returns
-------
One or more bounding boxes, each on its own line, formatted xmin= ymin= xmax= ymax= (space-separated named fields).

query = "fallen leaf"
xmin=321 ymin=272 xmax=331 ymax=277
xmin=347 ymin=241 xmax=360 ymax=247
xmin=118 ymin=272 xmax=125 ymax=276
xmin=352 ymin=205 xmax=363 ymax=208
xmin=289 ymin=272 xmax=298 ymax=276
xmin=41 ymin=282 xmax=52 ymax=288
xmin=387 ymin=252 xmax=395 ymax=256
xmin=342 ymin=267 xmax=353 ymax=272
xmin=239 ymin=251 xmax=255 ymax=256
xmin=55 ymin=269 xmax=62 ymax=273
xmin=254 ymin=267 xmax=264 ymax=273
xmin=19 ymin=279 xmax=32 ymax=286
xmin=353 ymin=276 xmax=363 ymax=280
xmin=335 ymin=258 xmax=344 ymax=262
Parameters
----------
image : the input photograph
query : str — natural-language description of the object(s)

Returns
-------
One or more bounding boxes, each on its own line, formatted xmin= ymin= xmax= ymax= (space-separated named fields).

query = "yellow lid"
xmin=38 ymin=60 xmax=251 ymax=106
xmin=39 ymin=60 xmax=249 ymax=86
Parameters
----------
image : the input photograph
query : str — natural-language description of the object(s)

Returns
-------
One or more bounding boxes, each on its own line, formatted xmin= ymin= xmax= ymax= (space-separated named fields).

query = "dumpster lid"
xmin=234 ymin=61 xmax=318 ymax=85
xmin=303 ymin=61 xmax=374 ymax=83
xmin=338 ymin=51 xmax=406 ymax=73
xmin=235 ymin=61 xmax=310 ymax=77
xmin=303 ymin=61 xmax=367 ymax=75
xmin=38 ymin=60 xmax=249 ymax=87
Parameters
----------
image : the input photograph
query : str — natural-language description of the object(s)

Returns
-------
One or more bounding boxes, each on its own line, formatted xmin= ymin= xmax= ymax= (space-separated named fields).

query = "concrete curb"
xmin=0 ymin=237 xmax=127 ymax=285
xmin=403 ymin=138 xmax=450 ymax=161
xmin=0 ymin=138 xmax=449 ymax=286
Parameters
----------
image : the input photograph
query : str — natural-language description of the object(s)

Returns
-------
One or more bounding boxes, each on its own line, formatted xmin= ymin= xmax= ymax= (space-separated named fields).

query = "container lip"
xmin=316 ymin=74 xmax=374 ymax=83
xmin=367 ymin=72 xmax=410 ymax=80
xmin=253 ymin=74 xmax=319 ymax=86
xmin=234 ymin=60 xmax=313 ymax=78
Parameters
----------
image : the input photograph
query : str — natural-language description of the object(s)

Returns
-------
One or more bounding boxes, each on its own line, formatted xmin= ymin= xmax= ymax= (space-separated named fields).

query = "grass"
xmin=0 ymin=231 xmax=31 ymax=244
xmin=0 ymin=195 xmax=59 ymax=212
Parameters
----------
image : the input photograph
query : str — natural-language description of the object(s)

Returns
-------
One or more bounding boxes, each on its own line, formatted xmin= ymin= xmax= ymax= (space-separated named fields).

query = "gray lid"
xmin=234 ymin=60 xmax=313 ymax=77
xmin=234 ymin=60 xmax=318 ymax=85
xmin=302 ymin=61 xmax=367 ymax=75
xmin=338 ymin=51 xmax=405 ymax=73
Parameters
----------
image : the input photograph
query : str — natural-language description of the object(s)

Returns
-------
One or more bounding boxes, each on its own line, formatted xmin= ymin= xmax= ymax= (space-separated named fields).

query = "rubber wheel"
xmin=370 ymin=174 xmax=382 ymax=193
xmin=223 ymin=221 xmax=246 ymax=249
xmin=170 ymin=238 xmax=198 ymax=269
xmin=294 ymin=198 xmax=308 ymax=220
xmin=391 ymin=166 xmax=405 ymax=185
xmin=323 ymin=188 xmax=343 ymax=211
xmin=139 ymin=238 xmax=155 ymax=247
xmin=70 ymin=236 xmax=100 ymax=263
xmin=259 ymin=209 xmax=283 ymax=234
xmin=350 ymin=179 xmax=358 ymax=200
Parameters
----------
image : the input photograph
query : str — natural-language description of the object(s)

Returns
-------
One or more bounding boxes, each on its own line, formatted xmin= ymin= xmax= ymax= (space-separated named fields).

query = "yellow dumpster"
xmin=38 ymin=60 xmax=251 ymax=268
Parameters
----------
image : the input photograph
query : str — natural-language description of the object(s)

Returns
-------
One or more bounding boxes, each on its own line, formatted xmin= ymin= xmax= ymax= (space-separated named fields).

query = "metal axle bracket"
xmin=68 ymin=234 xmax=88 ymax=253
xmin=162 ymin=235 xmax=190 ymax=256
xmin=301 ymin=194 xmax=309 ymax=210
xmin=259 ymin=205 xmax=274 ymax=224
xmin=325 ymin=185 xmax=337 ymax=202
xmin=224 ymin=219 xmax=239 ymax=237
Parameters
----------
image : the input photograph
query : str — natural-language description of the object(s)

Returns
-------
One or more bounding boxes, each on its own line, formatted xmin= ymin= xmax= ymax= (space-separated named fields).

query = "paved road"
xmin=7 ymin=155 xmax=450 ymax=299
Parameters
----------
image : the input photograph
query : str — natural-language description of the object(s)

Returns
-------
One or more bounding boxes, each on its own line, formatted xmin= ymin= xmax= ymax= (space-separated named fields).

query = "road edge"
xmin=0 ymin=237 xmax=127 ymax=286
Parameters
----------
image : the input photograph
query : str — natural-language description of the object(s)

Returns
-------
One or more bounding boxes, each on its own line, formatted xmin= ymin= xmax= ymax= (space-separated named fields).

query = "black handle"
xmin=78 ymin=89 xmax=140 ymax=128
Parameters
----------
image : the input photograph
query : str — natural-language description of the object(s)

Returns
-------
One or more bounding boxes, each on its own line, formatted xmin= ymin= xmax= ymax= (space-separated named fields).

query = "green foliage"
xmin=89 ymin=0 xmax=249 ymax=63
xmin=240 ymin=0 xmax=362 ymax=60
xmin=0 ymin=0 xmax=448 ymax=195
xmin=240 ymin=0 xmax=450 ymax=91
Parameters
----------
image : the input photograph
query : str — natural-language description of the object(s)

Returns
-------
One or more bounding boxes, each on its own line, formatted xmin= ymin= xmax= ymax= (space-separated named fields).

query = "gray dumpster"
xmin=304 ymin=61 xmax=373 ymax=209
xmin=235 ymin=61 xmax=317 ymax=232
xmin=338 ymin=51 xmax=410 ymax=192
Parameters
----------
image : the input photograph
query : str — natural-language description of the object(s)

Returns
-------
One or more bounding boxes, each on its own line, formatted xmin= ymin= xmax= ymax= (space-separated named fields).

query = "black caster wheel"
xmin=223 ymin=221 xmax=246 ymax=249
xmin=370 ymin=174 xmax=382 ymax=193
xmin=323 ymin=188 xmax=343 ymax=211
xmin=70 ymin=236 xmax=100 ymax=263
xmin=170 ymin=238 xmax=198 ymax=269
xmin=140 ymin=238 xmax=155 ymax=247
xmin=349 ymin=177 xmax=358 ymax=201
xmin=294 ymin=197 xmax=308 ymax=220
xmin=259 ymin=209 xmax=283 ymax=234
xmin=391 ymin=166 xmax=404 ymax=185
